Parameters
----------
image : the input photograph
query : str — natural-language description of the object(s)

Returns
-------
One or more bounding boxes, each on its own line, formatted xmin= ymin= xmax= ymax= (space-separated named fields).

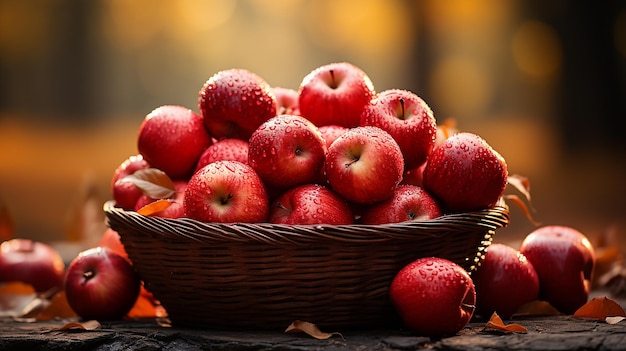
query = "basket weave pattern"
xmin=104 ymin=201 xmax=509 ymax=329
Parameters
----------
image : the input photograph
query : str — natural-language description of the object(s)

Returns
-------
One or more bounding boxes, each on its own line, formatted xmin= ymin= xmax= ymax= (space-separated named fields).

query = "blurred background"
xmin=0 ymin=0 xmax=625 ymax=257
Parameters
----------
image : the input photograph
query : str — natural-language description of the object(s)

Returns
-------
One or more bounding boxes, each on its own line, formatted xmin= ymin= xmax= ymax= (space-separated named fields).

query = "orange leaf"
xmin=58 ymin=320 xmax=101 ymax=331
xmin=285 ymin=320 xmax=343 ymax=340
xmin=122 ymin=168 xmax=176 ymax=199
xmin=511 ymin=300 xmax=562 ymax=318
xmin=484 ymin=312 xmax=528 ymax=333
xmin=136 ymin=199 xmax=175 ymax=216
xmin=126 ymin=288 xmax=168 ymax=319
xmin=573 ymin=296 xmax=626 ymax=321
xmin=505 ymin=174 xmax=540 ymax=226
xmin=36 ymin=291 xmax=77 ymax=321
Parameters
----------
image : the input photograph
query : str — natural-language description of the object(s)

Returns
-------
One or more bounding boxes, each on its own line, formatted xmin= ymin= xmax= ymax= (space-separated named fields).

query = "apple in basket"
xmin=194 ymin=138 xmax=250 ymax=173
xmin=184 ymin=160 xmax=269 ymax=223
xmin=422 ymin=132 xmax=508 ymax=213
xmin=324 ymin=126 xmax=404 ymax=204
xmin=269 ymin=184 xmax=354 ymax=225
xmin=111 ymin=154 xmax=151 ymax=210
xmin=298 ymin=62 xmax=376 ymax=128
xmin=137 ymin=105 xmax=212 ymax=180
xmin=390 ymin=257 xmax=476 ymax=337
xmin=519 ymin=225 xmax=595 ymax=314
xmin=360 ymin=89 xmax=437 ymax=171
xmin=248 ymin=114 xmax=327 ymax=190
xmin=272 ymin=87 xmax=300 ymax=116
xmin=360 ymin=185 xmax=442 ymax=224
xmin=199 ymin=68 xmax=278 ymax=140
xmin=472 ymin=243 xmax=540 ymax=319
xmin=134 ymin=180 xmax=187 ymax=219
xmin=0 ymin=238 xmax=65 ymax=293
xmin=65 ymin=247 xmax=141 ymax=320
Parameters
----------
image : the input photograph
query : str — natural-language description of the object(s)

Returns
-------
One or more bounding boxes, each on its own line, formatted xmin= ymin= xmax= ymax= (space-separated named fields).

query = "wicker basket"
xmin=103 ymin=201 xmax=509 ymax=329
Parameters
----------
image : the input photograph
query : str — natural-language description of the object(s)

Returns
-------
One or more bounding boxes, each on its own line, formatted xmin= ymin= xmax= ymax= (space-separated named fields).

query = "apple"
xmin=273 ymin=87 xmax=300 ymax=115
xmin=324 ymin=126 xmax=404 ymax=204
xmin=199 ymin=68 xmax=278 ymax=140
xmin=183 ymin=160 xmax=269 ymax=223
xmin=0 ymin=238 xmax=65 ymax=293
xmin=422 ymin=132 xmax=508 ymax=213
xmin=472 ymin=243 xmax=540 ymax=319
xmin=137 ymin=105 xmax=212 ymax=180
xmin=390 ymin=257 xmax=476 ymax=337
xmin=318 ymin=125 xmax=349 ymax=149
xmin=519 ymin=225 xmax=595 ymax=314
xmin=133 ymin=180 xmax=187 ymax=218
xmin=400 ymin=163 xmax=426 ymax=187
xmin=269 ymin=184 xmax=354 ymax=225
xmin=298 ymin=62 xmax=376 ymax=128
xmin=65 ymin=247 xmax=141 ymax=320
xmin=111 ymin=154 xmax=151 ymax=210
xmin=195 ymin=138 xmax=250 ymax=174
xmin=359 ymin=185 xmax=441 ymax=225
xmin=248 ymin=115 xmax=327 ymax=190
xmin=360 ymin=89 xmax=437 ymax=170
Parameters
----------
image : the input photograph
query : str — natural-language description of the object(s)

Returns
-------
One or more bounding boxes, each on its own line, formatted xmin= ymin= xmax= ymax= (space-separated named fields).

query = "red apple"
xmin=111 ymin=154 xmax=151 ymax=210
xmin=137 ymin=105 xmax=212 ymax=180
xmin=360 ymin=89 xmax=437 ymax=170
xmin=195 ymin=138 xmax=250 ymax=174
xmin=400 ymin=163 xmax=426 ymax=187
xmin=248 ymin=115 xmax=327 ymax=190
xmin=472 ymin=243 xmax=540 ymax=319
xmin=134 ymin=180 xmax=187 ymax=218
xmin=269 ymin=184 xmax=354 ymax=225
xmin=359 ymin=185 xmax=441 ymax=224
xmin=199 ymin=68 xmax=278 ymax=140
xmin=273 ymin=87 xmax=300 ymax=115
xmin=298 ymin=62 xmax=376 ymax=128
xmin=390 ymin=257 xmax=476 ymax=337
xmin=318 ymin=125 xmax=349 ymax=149
xmin=65 ymin=247 xmax=141 ymax=320
xmin=0 ymin=238 xmax=65 ymax=293
xmin=422 ymin=132 xmax=508 ymax=213
xmin=324 ymin=126 xmax=404 ymax=204
xmin=183 ymin=160 xmax=269 ymax=223
xmin=519 ymin=225 xmax=595 ymax=314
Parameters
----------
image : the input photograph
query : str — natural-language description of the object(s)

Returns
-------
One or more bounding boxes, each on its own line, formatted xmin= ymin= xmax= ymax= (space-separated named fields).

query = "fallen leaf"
xmin=59 ymin=320 xmax=101 ymax=331
xmin=573 ymin=296 xmax=626 ymax=321
xmin=511 ymin=300 xmax=562 ymax=318
xmin=606 ymin=316 xmax=625 ymax=324
xmin=136 ymin=199 xmax=175 ymax=216
xmin=484 ymin=312 xmax=528 ymax=333
xmin=121 ymin=168 xmax=176 ymax=199
xmin=126 ymin=289 xmax=168 ymax=318
xmin=285 ymin=320 xmax=343 ymax=340
xmin=36 ymin=291 xmax=77 ymax=321
xmin=504 ymin=174 xmax=540 ymax=226
xmin=0 ymin=281 xmax=36 ymax=295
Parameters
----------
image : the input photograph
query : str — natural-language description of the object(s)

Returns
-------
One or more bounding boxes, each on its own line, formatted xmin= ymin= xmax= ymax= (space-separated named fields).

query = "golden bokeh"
xmin=511 ymin=20 xmax=563 ymax=78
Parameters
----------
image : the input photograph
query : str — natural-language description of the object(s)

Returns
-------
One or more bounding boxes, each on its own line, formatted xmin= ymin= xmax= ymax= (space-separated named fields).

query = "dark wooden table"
xmin=1 ymin=315 xmax=625 ymax=351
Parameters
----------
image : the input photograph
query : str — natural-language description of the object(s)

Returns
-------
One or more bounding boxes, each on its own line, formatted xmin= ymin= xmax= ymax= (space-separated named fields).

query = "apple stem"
xmin=398 ymin=97 xmax=406 ymax=120
xmin=328 ymin=69 xmax=338 ymax=89
xmin=83 ymin=270 xmax=95 ymax=284
xmin=221 ymin=194 xmax=233 ymax=205
xmin=344 ymin=156 xmax=359 ymax=168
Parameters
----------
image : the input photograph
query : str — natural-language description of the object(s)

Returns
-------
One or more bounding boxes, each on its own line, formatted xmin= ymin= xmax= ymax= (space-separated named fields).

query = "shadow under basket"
xmin=104 ymin=201 xmax=509 ymax=330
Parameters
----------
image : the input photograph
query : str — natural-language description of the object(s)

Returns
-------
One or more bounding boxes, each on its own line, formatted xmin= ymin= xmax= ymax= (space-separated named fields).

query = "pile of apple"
xmin=112 ymin=62 xmax=509 ymax=226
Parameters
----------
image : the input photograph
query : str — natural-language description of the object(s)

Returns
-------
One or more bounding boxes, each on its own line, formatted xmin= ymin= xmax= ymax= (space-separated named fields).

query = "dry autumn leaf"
xmin=36 ymin=291 xmax=77 ymax=321
xmin=58 ymin=320 xmax=101 ymax=331
xmin=285 ymin=320 xmax=343 ymax=340
xmin=484 ymin=312 xmax=528 ymax=333
xmin=121 ymin=168 xmax=176 ymax=199
xmin=126 ymin=290 xmax=168 ymax=319
xmin=136 ymin=199 xmax=175 ymax=216
xmin=573 ymin=296 xmax=626 ymax=321
xmin=504 ymin=174 xmax=540 ymax=226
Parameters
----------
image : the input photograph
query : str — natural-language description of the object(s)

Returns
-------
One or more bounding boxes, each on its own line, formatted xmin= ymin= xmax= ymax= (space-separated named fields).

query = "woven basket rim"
xmin=103 ymin=200 xmax=510 ymax=245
